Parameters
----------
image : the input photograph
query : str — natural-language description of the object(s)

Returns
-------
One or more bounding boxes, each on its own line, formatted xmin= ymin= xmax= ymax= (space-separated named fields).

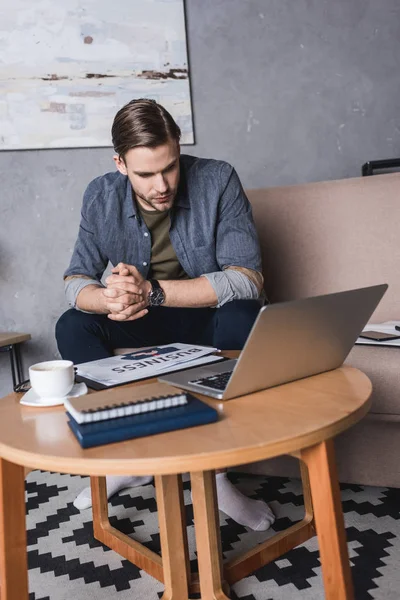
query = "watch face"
xmin=149 ymin=285 xmax=165 ymax=306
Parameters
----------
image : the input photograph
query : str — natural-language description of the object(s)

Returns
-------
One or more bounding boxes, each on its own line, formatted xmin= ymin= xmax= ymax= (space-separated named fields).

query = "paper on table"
xmin=355 ymin=321 xmax=400 ymax=347
xmin=78 ymin=355 xmax=224 ymax=386
xmin=76 ymin=343 xmax=222 ymax=386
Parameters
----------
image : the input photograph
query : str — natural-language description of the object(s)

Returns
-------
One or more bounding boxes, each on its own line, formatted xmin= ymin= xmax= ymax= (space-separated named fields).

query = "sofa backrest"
xmin=247 ymin=173 xmax=400 ymax=321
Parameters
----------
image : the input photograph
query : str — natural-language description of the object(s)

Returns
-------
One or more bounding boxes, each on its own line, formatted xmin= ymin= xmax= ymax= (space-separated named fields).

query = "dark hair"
xmin=111 ymin=98 xmax=181 ymax=159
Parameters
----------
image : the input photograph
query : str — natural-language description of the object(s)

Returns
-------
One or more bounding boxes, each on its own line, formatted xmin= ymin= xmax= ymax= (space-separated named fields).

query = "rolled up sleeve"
xmin=64 ymin=276 xmax=102 ymax=309
xmin=64 ymin=181 xmax=109 ymax=308
xmin=203 ymin=269 xmax=262 ymax=307
xmin=64 ymin=181 xmax=109 ymax=282
xmin=216 ymin=165 xmax=262 ymax=272
xmin=202 ymin=163 xmax=264 ymax=307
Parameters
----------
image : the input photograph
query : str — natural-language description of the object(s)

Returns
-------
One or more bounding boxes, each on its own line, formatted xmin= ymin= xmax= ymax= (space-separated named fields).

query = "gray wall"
xmin=1 ymin=0 xmax=400 ymax=395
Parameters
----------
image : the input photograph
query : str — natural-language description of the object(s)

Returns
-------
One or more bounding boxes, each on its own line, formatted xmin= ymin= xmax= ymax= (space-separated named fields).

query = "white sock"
xmin=73 ymin=475 xmax=154 ymax=510
xmin=214 ymin=473 xmax=275 ymax=531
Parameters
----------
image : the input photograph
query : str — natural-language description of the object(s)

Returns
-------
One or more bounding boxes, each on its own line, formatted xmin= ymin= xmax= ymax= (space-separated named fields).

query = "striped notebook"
xmin=64 ymin=382 xmax=188 ymax=424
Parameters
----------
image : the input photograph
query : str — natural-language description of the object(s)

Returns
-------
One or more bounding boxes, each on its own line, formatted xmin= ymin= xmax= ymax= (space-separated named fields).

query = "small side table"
xmin=0 ymin=361 xmax=372 ymax=600
xmin=0 ymin=333 xmax=31 ymax=389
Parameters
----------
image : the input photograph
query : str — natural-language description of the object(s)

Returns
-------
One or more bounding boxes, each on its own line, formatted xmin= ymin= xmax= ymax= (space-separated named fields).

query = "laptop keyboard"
xmin=189 ymin=370 xmax=234 ymax=391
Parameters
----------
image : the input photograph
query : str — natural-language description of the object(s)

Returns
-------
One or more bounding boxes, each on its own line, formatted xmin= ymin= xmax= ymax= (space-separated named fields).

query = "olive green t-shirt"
xmin=138 ymin=204 xmax=189 ymax=281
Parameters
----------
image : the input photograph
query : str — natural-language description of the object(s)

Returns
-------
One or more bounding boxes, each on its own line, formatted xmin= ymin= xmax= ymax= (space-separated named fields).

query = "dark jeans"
xmin=55 ymin=300 xmax=261 ymax=364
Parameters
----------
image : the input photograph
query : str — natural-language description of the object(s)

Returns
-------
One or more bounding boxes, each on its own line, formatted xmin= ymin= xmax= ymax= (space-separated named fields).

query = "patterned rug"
xmin=26 ymin=471 xmax=400 ymax=600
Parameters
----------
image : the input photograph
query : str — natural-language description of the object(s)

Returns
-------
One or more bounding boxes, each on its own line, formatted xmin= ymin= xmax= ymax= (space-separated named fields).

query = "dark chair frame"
xmin=0 ymin=343 xmax=24 ymax=389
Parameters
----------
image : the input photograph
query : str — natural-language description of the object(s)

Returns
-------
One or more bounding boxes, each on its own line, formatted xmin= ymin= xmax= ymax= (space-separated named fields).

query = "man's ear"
xmin=113 ymin=154 xmax=128 ymax=175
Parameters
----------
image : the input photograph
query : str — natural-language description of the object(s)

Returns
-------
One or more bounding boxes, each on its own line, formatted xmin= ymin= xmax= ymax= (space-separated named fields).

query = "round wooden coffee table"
xmin=0 ymin=361 xmax=372 ymax=600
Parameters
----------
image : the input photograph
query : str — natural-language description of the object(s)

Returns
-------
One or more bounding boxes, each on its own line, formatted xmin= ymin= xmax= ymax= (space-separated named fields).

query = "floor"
xmin=25 ymin=470 xmax=400 ymax=600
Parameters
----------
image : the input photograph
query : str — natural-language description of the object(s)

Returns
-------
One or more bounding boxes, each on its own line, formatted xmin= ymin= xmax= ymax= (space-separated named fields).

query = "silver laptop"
xmin=159 ymin=284 xmax=387 ymax=400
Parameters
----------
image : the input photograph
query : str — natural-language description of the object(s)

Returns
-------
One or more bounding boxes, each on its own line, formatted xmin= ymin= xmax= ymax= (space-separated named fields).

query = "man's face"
xmin=114 ymin=139 xmax=180 ymax=212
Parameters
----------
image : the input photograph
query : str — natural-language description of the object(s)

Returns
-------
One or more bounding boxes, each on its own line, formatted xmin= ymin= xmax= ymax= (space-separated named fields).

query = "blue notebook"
xmin=67 ymin=394 xmax=218 ymax=448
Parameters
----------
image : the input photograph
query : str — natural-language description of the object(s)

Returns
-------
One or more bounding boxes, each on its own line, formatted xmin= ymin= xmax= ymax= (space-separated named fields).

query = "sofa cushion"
xmin=247 ymin=173 xmax=400 ymax=322
xmin=345 ymin=345 xmax=400 ymax=415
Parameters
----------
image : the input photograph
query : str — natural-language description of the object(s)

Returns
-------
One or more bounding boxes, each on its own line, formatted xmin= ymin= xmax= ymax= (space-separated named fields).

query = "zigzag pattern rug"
xmin=26 ymin=471 xmax=400 ymax=600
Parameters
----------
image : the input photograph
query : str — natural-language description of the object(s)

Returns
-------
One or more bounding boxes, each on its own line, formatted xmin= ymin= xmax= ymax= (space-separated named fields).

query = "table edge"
xmin=0 ymin=367 xmax=373 ymax=476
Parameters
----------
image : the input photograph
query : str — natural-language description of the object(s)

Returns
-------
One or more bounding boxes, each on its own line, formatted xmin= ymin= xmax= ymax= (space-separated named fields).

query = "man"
xmin=56 ymin=99 xmax=274 ymax=531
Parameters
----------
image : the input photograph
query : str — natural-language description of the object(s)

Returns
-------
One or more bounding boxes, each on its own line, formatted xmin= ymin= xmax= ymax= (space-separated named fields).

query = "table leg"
xmin=301 ymin=439 xmax=354 ymax=600
xmin=91 ymin=475 xmax=191 ymax=599
xmin=299 ymin=457 xmax=314 ymax=522
xmin=154 ymin=474 xmax=191 ymax=600
xmin=0 ymin=458 xmax=28 ymax=600
xmin=8 ymin=346 xmax=17 ymax=389
xmin=190 ymin=470 xmax=230 ymax=600
xmin=224 ymin=457 xmax=315 ymax=583
xmin=91 ymin=476 xmax=163 ymax=580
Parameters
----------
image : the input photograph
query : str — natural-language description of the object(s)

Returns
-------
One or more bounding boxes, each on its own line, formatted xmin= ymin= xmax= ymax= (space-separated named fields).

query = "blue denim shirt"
xmin=64 ymin=155 xmax=262 ymax=304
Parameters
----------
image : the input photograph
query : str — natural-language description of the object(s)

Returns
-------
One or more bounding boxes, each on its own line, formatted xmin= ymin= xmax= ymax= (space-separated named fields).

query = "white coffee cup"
xmin=29 ymin=360 xmax=74 ymax=400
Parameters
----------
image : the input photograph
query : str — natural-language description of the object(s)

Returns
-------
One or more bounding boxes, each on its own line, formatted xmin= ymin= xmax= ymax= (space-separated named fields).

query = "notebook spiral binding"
xmin=65 ymin=390 xmax=188 ymax=425
xmin=83 ymin=393 xmax=188 ymax=415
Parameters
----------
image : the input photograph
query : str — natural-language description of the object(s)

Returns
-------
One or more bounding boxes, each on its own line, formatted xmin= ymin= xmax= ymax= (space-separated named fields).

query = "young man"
xmin=56 ymin=99 xmax=274 ymax=531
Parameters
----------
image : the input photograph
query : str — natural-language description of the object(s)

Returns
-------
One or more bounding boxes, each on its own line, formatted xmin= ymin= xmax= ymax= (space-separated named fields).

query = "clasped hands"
xmin=103 ymin=263 xmax=152 ymax=321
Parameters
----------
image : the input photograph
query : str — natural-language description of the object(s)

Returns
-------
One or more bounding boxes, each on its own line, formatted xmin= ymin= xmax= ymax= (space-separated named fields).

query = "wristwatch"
xmin=147 ymin=279 xmax=165 ymax=307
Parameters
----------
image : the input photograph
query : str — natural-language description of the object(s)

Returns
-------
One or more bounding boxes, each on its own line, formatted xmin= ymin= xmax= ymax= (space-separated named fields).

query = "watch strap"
xmin=148 ymin=279 xmax=165 ymax=306
xmin=149 ymin=279 xmax=162 ymax=292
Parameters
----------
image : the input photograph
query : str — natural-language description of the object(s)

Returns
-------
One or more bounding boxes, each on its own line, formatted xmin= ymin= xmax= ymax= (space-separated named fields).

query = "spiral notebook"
xmin=64 ymin=382 xmax=188 ymax=425
xmin=67 ymin=392 xmax=219 ymax=449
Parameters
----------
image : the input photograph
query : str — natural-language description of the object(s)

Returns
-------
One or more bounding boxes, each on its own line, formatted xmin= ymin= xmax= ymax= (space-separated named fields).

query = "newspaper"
xmin=76 ymin=343 xmax=222 ymax=386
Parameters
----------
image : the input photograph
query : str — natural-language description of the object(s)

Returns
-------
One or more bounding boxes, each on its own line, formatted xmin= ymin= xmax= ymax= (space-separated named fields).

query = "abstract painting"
xmin=0 ymin=0 xmax=194 ymax=150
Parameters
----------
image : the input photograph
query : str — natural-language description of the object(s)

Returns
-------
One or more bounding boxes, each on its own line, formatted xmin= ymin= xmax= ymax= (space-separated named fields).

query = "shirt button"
xmin=143 ymin=261 xmax=148 ymax=266
xmin=144 ymin=232 xmax=149 ymax=237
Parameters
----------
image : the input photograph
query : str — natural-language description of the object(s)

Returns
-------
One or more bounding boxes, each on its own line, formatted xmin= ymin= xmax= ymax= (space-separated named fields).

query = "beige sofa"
xmin=245 ymin=172 xmax=400 ymax=488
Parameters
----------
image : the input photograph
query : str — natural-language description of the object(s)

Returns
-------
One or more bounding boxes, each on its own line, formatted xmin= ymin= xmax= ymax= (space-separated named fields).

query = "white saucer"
xmin=20 ymin=382 xmax=88 ymax=407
